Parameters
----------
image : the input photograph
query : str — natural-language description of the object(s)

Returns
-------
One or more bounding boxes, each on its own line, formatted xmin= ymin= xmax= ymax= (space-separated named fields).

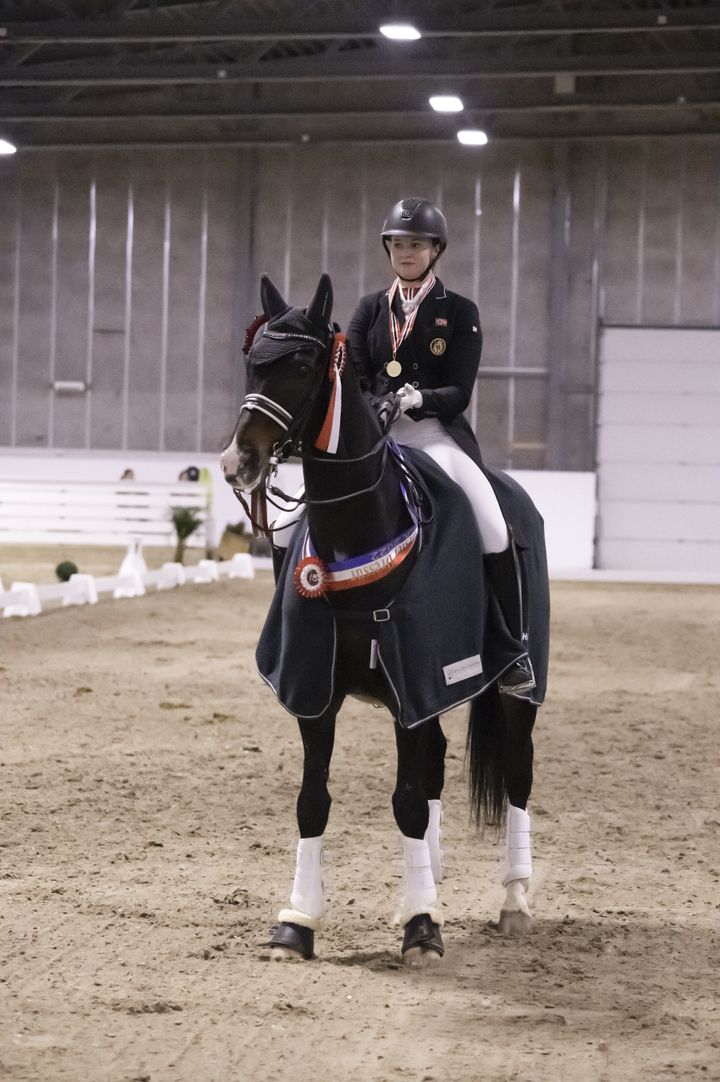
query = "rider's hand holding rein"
xmin=396 ymin=383 xmax=423 ymax=414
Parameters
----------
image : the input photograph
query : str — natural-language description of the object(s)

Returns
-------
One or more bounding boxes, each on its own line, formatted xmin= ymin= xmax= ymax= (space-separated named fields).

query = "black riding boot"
xmin=483 ymin=546 xmax=536 ymax=696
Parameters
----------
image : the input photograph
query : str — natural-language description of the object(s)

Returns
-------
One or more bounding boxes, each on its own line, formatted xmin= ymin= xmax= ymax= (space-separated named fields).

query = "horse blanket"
xmin=256 ymin=450 xmax=549 ymax=728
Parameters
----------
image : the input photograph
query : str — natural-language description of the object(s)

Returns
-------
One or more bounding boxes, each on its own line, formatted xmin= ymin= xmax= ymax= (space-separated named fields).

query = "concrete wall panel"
xmin=125 ymin=151 xmax=167 ymax=452
xmin=641 ymin=141 xmax=683 ymax=325
xmin=90 ymin=156 xmax=130 ymax=451
xmin=2 ymin=137 xmax=720 ymax=473
xmin=603 ymin=143 xmax=646 ymax=324
xmin=52 ymin=156 xmax=92 ymax=450
xmin=0 ymin=164 xmax=17 ymax=444
xmin=679 ymin=144 xmax=720 ymax=324
xmin=14 ymin=160 xmax=55 ymax=449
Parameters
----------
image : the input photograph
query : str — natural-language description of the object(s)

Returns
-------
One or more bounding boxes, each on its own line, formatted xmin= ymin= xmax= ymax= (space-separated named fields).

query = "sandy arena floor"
xmin=1 ymin=564 xmax=719 ymax=1082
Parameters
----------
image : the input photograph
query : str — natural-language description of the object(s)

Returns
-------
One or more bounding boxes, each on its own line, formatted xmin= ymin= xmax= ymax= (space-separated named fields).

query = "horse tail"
xmin=466 ymin=685 xmax=507 ymax=830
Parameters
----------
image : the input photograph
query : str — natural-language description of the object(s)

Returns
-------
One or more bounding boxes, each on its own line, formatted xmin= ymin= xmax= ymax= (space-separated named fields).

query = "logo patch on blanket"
xmin=443 ymin=654 xmax=483 ymax=686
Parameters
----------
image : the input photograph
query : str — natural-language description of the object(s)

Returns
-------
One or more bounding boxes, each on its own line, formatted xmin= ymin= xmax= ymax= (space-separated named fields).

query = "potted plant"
xmin=170 ymin=507 xmax=204 ymax=564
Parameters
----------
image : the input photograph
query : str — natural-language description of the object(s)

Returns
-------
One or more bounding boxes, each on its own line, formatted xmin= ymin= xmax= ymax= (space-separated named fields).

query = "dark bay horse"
xmin=221 ymin=274 xmax=546 ymax=966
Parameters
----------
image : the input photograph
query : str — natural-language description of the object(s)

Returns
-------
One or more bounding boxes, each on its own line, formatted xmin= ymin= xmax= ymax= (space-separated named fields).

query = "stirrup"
xmin=499 ymin=656 xmax=536 ymax=696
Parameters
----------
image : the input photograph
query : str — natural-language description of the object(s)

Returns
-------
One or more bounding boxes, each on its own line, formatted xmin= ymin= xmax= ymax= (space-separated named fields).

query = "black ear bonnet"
xmin=248 ymin=306 xmax=331 ymax=367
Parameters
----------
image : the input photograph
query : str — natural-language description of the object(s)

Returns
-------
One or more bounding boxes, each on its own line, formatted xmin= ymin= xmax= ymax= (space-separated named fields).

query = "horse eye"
xmin=297 ymin=363 xmax=312 ymax=378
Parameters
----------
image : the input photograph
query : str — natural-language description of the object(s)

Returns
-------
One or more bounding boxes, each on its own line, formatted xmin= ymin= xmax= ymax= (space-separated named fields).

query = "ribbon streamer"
xmin=314 ymin=334 xmax=346 ymax=454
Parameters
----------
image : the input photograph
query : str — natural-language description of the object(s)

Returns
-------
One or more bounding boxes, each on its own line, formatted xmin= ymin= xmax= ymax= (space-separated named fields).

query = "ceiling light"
xmin=429 ymin=95 xmax=463 ymax=113
xmin=457 ymin=129 xmax=488 ymax=146
xmin=379 ymin=24 xmax=421 ymax=41
xmin=0 ymin=138 xmax=17 ymax=155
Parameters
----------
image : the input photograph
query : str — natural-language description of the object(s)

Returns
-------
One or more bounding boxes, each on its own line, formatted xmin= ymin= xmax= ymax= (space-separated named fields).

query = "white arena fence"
xmin=0 ymin=551 xmax=268 ymax=619
xmin=0 ymin=479 xmax=210 ymax=548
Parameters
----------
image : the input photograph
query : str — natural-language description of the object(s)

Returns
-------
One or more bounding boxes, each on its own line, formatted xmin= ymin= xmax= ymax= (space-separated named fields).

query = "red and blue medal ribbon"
xmin=295 ymin=522 xmax=418 ymax=597
xmin=387 ymin=272 xmax=436 ymax=361
xmin=293 ymin=440 xmax=425 ymax=598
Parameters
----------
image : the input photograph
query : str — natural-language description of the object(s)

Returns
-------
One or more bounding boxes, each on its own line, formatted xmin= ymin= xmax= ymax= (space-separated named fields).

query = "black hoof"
xmin=268 ymin=921 xmax=315 ymax=960
xmin=401 ymin=913 xmax=444 ymax=958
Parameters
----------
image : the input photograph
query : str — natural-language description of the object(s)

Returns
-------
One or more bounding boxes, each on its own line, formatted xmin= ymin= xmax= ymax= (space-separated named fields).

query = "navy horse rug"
xmin=256 ymin=449 xmax=550 ymax=729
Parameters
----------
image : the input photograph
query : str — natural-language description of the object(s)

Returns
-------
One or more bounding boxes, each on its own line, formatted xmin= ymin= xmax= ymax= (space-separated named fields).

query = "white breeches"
xmin=270 ymin=487 xmax=306 ymax=549
xmin=271 ymin=417 xmax=509 ymax=555
xmin=392 ymin=416 xmax=509 ymax=554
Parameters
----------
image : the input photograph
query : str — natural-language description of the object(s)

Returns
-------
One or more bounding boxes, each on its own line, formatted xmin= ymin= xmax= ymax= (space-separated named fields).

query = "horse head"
xmin=221 ymin=274 xmax=335 ymax=492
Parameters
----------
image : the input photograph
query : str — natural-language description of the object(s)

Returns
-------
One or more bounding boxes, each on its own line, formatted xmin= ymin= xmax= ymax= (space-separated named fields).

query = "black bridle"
xmin=231 ymin=327 xmax=385 ymax=531
xmin=232 ymin=322 xmax=431 ymax=537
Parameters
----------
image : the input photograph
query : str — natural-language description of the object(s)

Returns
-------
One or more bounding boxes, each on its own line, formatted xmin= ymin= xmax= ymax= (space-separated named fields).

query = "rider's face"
xmin=389 ymin=237 xmax=439 ymax=283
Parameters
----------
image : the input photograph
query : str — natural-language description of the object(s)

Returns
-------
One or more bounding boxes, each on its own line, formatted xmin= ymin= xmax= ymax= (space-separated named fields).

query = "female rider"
xmin=347 ymin=197 xmax=534 ymax=697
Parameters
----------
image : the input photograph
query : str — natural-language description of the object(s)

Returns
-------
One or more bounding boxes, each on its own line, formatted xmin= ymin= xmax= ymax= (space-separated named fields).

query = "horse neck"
xmin=302 ymin=364 xmax=408 ymax=561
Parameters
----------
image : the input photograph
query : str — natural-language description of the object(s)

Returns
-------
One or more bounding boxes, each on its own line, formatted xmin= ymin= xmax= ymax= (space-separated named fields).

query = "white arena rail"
xmin=0 ymin=553 xmax=259 ymax=618
xmin=0 ymin=479 xmax=209 ymax=547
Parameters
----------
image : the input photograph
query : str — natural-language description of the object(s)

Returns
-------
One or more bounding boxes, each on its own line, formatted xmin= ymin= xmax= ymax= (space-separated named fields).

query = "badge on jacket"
xmin=435 ymin=317 xmax=447 ymax=327
xmin=430 ymin=338 xmax=446 ymax=356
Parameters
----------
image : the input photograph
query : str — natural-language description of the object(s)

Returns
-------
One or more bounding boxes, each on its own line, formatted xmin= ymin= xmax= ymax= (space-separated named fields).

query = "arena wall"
xmin=1 ymin=137 xmax=719 ymax=475
xmin=0 ymin=450 xmax=595 ymax=574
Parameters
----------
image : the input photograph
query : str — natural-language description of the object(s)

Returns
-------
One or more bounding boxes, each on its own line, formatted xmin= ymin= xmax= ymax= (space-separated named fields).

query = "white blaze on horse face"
xmin=220 ymin=438 xmax=240 ymax=480
xmin=220 ymin=412 xmax=273 ymax=491
xmin=220 ymin=437 xmax=265 ymax=491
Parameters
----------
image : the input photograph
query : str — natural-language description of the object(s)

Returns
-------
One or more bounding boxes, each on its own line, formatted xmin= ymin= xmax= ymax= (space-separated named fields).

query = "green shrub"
xmin=55 ymin=560 xmax=78 ymax=582
xmin=170 ymin=506 xmax=204 ymax=564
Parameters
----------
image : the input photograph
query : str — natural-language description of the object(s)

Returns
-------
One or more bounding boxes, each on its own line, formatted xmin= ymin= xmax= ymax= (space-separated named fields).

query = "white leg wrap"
xmin=424 ymin=799 xmax=444 ymax=883
xmin=286 ymin=835 xmax=325 ymax=921
xmin=501 ymin=805 xmax=532 ymax=887
xmin=395 ymin=836 xmax=442 ymax=928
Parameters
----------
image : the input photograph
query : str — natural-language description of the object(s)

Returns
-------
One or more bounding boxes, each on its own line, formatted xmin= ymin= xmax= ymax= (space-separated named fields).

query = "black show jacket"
xmin=347 ymin=278 xmax=484 ymax=466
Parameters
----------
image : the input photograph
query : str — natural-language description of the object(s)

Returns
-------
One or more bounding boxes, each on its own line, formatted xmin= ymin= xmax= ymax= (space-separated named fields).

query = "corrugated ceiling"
xmin=1 ymin=0 xmax=720 ymax=146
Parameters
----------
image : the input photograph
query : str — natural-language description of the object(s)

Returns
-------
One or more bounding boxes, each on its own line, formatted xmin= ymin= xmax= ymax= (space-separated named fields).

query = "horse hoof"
xmin=401 ymin=913 xmax=445 ymax=967
xmin=498 ymin=909 xmax=532 ymax=936
xmin=267 ymin=921 xmax=315 ymax=960
xmin=403 ymin=945 xmax=443 ymax=969
xmin=270 ymin=946 xmax=304 ymax=962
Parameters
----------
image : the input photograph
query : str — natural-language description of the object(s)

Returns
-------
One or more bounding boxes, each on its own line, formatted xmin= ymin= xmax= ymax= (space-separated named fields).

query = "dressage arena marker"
xmin=0 ymin=551 xmax=256 ymax=618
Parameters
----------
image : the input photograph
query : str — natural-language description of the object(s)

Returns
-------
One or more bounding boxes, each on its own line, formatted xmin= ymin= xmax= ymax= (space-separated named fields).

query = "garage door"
xmin=597 ymin=326 xmax=720 ymax=573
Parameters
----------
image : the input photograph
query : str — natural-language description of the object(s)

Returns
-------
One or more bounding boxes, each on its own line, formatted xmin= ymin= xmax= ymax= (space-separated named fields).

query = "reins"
xmin=232 ymin=435 xmax=393 ymax=538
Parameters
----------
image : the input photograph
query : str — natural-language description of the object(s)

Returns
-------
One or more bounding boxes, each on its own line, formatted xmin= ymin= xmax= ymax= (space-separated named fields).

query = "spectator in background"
xmin=120 ymin=468 xmax=135 ymax=481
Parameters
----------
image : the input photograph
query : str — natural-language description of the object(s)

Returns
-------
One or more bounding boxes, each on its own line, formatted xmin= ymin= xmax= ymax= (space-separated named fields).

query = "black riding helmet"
xmin=381 ymin=198 xmax=448 ymax=278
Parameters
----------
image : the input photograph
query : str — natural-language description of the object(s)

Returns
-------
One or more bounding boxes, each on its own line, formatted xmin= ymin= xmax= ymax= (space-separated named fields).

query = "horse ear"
xmin=306 ymin=274 xmax=333 ymax=327
xmin=260 ymin=274 xmax=289 ymax=319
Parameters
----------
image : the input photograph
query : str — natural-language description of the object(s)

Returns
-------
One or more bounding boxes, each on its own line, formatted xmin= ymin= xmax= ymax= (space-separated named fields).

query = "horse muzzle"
xmin=220 ymin=441 xmax=265 ymax=492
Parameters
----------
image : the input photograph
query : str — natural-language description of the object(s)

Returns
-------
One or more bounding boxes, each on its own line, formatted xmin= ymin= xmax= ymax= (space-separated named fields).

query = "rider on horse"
xmin=347 ymin=197 xmax=535 ymax=697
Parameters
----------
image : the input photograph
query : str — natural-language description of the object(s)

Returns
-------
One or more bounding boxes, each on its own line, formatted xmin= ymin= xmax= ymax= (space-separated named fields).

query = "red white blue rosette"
xmin=293 ymin=555 xmax=328 ymax=599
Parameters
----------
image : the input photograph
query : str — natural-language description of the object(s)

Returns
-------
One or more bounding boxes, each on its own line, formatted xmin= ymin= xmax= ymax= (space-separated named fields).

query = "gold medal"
xmin=386 ymin=360 xmax=402 ymax=378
